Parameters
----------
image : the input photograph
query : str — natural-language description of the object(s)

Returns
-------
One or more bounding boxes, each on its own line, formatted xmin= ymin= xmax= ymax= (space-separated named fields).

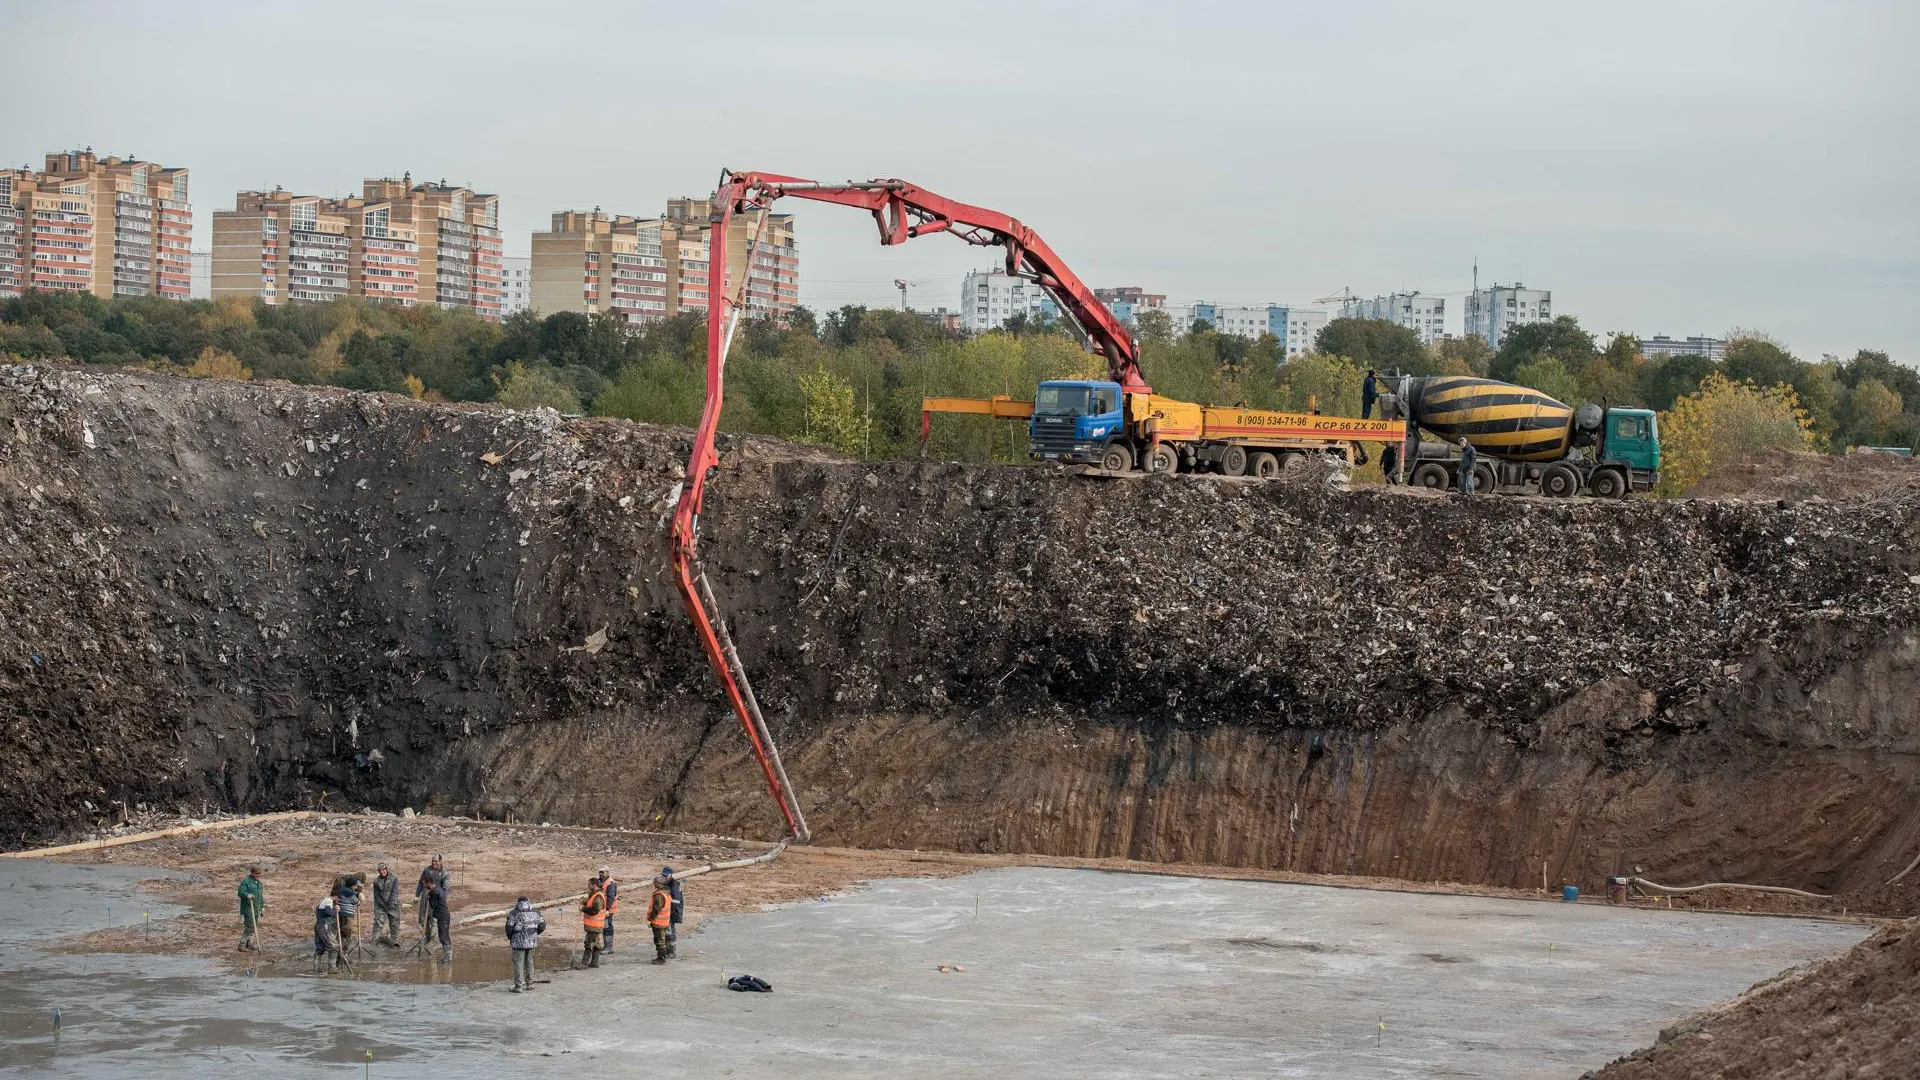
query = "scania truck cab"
xmin=1028 ymin=380 xmax=1125 ymax=464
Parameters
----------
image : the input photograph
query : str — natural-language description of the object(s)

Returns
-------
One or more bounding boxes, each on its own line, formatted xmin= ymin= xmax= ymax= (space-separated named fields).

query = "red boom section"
xmin=669 ymin=170 xmax=1143 ymax=841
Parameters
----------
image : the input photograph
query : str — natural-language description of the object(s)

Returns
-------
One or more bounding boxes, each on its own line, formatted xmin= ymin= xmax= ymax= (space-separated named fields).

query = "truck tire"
xmin=1409 ymin=462 xmax=1451 ymax=490
xmin=1591 ymin=468 xmax=1627 ymax=499
xmin=1220 ymin=445 xmax=1248 ymax=477
xmin=1250 ymin=452 xmax=1280 ymax=478
xmin=1540 ymin=464 xmax=1580 ymax=498
xmin=1473 ymin=462 xmax=1497 ymax=495
xmin=1148 ymin=443 xmax=1180 ymax=475
xmin=1280 ymin=452 xmax=1307 ymax=474
xmin=1100 ymin=443 xmax=1133 ymax=474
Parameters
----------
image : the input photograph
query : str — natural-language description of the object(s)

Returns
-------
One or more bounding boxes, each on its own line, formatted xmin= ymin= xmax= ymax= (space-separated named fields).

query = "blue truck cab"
xmin=1028 ymin=380 xmax=1125 ymax=463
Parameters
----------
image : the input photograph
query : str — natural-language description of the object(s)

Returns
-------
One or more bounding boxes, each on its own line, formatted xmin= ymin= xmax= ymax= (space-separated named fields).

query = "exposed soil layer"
xmin=1586 ymin=917 xmax=1920 ymax=1079
xmin=4 ymin=366 xmax=1919 ymax=918
xmin=1690 ymin=447 xmax=1920 ymax=502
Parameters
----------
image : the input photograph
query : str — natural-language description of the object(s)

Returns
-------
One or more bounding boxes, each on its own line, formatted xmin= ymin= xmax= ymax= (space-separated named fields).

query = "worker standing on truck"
xmin=1458 ymin=437 xmax=1478 ymax=496
xmin=1362 ymin=369 xmax=1379 ymax=419
xmin=236 ymin=865 xmax=265 ymax=951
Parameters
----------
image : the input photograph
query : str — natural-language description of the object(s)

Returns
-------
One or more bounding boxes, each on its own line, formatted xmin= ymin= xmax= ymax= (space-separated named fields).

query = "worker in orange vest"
xmin=579 ymin=876 xmax=608 ymax=969
xmin=647 ymin=873 xmax=674 ymax=964
xmin=596 ymin=867 xmax=620 ymax=954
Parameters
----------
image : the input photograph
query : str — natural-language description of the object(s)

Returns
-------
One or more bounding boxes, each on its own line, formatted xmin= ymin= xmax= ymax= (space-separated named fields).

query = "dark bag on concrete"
xmin=726 ymin=975 xmax=773 ymax=992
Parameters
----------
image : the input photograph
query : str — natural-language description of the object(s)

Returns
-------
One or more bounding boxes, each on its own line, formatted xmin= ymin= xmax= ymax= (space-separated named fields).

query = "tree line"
xmin=3 ymin=291 xmax=1914 ymax=489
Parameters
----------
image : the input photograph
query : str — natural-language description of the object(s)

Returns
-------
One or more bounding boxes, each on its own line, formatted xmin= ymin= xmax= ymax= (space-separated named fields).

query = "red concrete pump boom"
xmin=669 ymin=170 xmax=1143 ymax=842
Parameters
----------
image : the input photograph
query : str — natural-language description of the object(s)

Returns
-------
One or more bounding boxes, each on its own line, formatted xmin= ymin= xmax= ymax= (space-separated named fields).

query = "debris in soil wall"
xmin=2 ymin=365 xmax=1918 ymax=908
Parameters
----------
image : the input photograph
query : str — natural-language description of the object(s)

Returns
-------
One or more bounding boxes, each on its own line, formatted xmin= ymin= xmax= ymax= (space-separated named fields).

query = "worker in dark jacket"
xmin=596 ymin=867 xmax=620 ymax=953
xmin=660 ymin=866 xmax=684 ymax=958
xmin=314 ymin=897 xmax=341 ymax=971
xmin=505 ymin=897 xmax=547 ymax=992
xmin=331 ymin=874 xmax=362 ymax=952
xmin=423 ymin=877 xmax=452 ymax=962
xmin=370 ymin=862 xmax=403 ymax=946
xmin=1457 ymin=437 xmax=1478 ymax=496
xmin=237 ymin=866 xmax=265 ymax=951
xmin=415 ymin=855 xmax=449 ymax=934
xmin=1361 ymin=369 xmax=1379 ymax=419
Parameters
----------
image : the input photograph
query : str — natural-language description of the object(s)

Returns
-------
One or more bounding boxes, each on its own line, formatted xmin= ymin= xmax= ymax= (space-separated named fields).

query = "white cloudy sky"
xmin=4 ymin=0 xmax=1916 ymax=360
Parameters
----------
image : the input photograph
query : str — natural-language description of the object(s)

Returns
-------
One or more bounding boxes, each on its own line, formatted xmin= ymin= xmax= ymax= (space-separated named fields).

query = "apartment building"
xmin=529 ymin=210 xmax=670 ymax=321
xmin=664 ymin=198 xmax=798 ymax=319
xmin=1094 ymin=286 xmax=1165 ymax=326
xmin=1637 ymin=334 xmax=1725 ymax=362
xmin=1464 ymin=283 xmax=1551 ymax=347
xmin=211 ymin=175 xmax=500 ymax=319
xmin=1167 ymin=302 xmax=1325 ymax=358
xmin=1214 ymin=303 xmax=1288 ymax=341
xmin=0 ymin=150 xmax=191 ymax=301
xmin=960 ymin=269 xmax=1058 ymax=332
xmin=1341 ymin=292 xmax=1447 ymax=346
xmin=500 ymin=256 xmax=531 ymax=316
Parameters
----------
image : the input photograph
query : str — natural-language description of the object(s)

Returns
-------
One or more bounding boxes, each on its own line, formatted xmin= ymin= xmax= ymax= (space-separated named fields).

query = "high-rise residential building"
xmin=664 ymin=198 xmax=798 ymax=319
xmin=527 ymin=199 xmax=798 ymax=324
xmin=500 ymin=255 xmax=531 ymax=316
xmin=1341 ymin=292 xmax=1448 ymax=345
xmin=960 ymin=268 xmax=1057 ymax=332
xmin=1094 ymin=286 xmax=1165 ymax=325
xmin=529 ymin=210 xmax=670 ymax=322
xmin=1171 ymin=302 xmax=1326 ymax=358
xmin=190 ymin=250 xmax=211 ymax=299
xmin=1285 ymin=308 xmax=1329 ymax=357
xmin=211 ymin=176 xmax=501 ymax=319
xmin=1214 ymin=304 xmax=1288 ymax=340
xmin=0 ymin=150 xmax=191 ymax=301
xmin=1464 ymin=283 xmax=1551 ymax=347
xmin=1637 ymin=334 xmax=1726 ymax=362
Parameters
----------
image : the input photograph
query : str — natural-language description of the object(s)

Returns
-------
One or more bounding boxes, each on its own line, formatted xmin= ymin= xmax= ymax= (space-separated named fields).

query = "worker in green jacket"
xmin=237 ymin=865 xmax=266 ymax=951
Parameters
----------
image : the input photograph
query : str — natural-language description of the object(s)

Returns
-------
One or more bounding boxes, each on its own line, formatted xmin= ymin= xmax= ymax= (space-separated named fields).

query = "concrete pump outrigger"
xmin=669 ymin=169 xmax=1169 ymax=842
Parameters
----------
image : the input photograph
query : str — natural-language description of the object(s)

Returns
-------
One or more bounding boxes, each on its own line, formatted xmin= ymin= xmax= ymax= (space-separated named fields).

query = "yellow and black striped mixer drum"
xmin=1402 ymin=376 xmax=1574 ymax=462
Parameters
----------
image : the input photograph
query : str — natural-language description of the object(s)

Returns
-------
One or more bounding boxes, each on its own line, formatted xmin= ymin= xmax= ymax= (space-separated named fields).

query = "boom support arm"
xmin=669 ymin=170 xmax=1142 ymax=841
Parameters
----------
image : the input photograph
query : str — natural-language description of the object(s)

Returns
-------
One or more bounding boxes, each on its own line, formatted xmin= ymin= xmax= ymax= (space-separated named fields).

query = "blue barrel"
xmin=1562 ymin=885 xmax=1580 ymax=903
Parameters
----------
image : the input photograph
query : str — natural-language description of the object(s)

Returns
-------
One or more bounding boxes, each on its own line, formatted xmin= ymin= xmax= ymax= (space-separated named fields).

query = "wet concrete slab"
xmin=0 ymin=864 xmax=1871 ymax=1078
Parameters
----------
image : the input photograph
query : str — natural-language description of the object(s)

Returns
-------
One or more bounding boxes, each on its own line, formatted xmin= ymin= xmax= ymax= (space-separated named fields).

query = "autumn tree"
xmin=1655 ymin=373 xmax=1815 ymax=495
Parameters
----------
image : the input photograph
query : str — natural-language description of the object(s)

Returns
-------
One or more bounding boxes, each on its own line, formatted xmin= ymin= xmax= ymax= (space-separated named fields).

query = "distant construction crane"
xmin=1314 ymin=286 xmax=1361 ymax=307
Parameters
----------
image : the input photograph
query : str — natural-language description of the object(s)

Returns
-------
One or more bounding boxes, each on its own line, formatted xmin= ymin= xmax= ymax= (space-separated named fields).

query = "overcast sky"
xmin=4 ymin=0 xmax=1916 ymax=360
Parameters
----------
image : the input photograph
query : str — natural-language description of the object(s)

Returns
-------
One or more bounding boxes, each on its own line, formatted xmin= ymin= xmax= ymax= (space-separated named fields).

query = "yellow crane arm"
xmin=920 ymin=395 xmax=1033 ymax=442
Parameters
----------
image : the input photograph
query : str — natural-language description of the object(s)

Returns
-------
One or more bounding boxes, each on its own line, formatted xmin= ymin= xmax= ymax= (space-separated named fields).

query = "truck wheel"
xmin=1148 ymin=443 xmax=1180 ymax=475
xmin=1540 ymin=465 xmax=1580 ymax=498
xmin=1250 ymin=452 xmax=1280 ymax=478
xmin=1409 ymin=462 xmax=1451 ymax=490
xmin=1591 ymin=468 xmax=1627 ymax=499
xmin=1100 ymin=443 xmax=1133 ymax=474
xmin=1220 ymin=445 xmax=1248 ymax=477
xmin=1473 ymin=463 xmax=1497 ymax=495
xmin=1280 ymin=452 xmax=1307 ymax=474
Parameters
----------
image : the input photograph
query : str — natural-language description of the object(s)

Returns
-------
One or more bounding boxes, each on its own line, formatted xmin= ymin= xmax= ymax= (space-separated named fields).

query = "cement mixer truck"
xmin=1378 ymin=375 xmax=1659 ymax=498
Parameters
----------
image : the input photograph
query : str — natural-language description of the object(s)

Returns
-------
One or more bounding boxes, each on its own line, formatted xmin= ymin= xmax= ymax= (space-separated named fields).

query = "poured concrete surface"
xmin=0 ymin=864 xmax=1868 ymax=1078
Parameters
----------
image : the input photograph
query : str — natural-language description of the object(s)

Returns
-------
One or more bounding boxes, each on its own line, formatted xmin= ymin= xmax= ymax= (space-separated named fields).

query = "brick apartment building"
xmin=529 ymin=198 xmax=797 ymax=322
xmin=211 ymin=175 xmax=502 ymax=320
xmin=0 ymin=149 xmax=191 ymax=301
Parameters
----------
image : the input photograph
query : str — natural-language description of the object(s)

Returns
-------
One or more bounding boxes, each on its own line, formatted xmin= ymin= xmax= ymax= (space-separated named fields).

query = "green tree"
xmin=1842 ymin=378 xmax=1905 ymax=447
xmin=1134 ymin=308 xmax=1174 ymax=348
xmin=1510 ymin=357 xmax=1583 ymax=406
xmin=1490 ymin=317 xmax=1597 ymax=383
xmin=1277 ymin=353 xmax=1363 ymax=415
xmin=1430 ymin=335 xmax=1493 ymax=376
xmin=1639 ymin=352 xmax=1718 ymax=411
xmin=1314 ymin=318 xmax=1428 ymax=373
xmin=798 ymin=363 xmax=868 ymax=456
xmin=494 ymin=362 xmax=584 ymax=413
xmin=1722 ymin=333 xmax=1799 ymax=388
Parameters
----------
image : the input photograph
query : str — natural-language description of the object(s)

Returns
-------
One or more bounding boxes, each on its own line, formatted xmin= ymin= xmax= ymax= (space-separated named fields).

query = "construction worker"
xmin=1362 ymin=369 xmax=1379 ymax=419
xmin=370 ymin=862 xmax=403 ymax=946
xmin=415 ymin=854 xmax=449 ymax=934
xmin=596 ymin=867 xmax=619 ymax=953
xmin=660 ymin=866 xmax=684 ymax=957
xmin=236 ymin=865 xmax=265 ymax=951
xmin=423 ymin=875 xmax=453 ymax=962
xmin=1457 ymin=437 xmax=1478 ymax=496
xmin=505 ymin=896 xmax=547 ymax=993
xmin=331 ymin=873 xmax=363 ymax=951
xmin=314 ymin=896 xmax=341 ymax=971
xmin=579 ymin=876 xmax=608 ymax=968
xmin=647 ymin=873 xmax=674 ymax=964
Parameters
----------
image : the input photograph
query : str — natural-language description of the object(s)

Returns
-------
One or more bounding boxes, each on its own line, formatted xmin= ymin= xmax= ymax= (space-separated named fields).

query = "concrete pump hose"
xmin=1628 ymin=876 xmax=1830 ymax=900
xmin=452 ymin=837 xmax=790 ymax=928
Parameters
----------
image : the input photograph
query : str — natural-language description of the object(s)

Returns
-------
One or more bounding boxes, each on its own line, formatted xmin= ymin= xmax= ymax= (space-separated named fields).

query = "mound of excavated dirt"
xmin=4 ymin=365 xmax=1920 ymax=918
xmin=1585 ymin=917 xmax=1920 ymax=1079
xmin=1690 ymin=448 xmax=1920 ymax=502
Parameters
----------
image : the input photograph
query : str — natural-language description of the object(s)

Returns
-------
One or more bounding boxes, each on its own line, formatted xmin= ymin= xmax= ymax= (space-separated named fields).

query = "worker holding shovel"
xmin=236 ymin=865 xmax=265 ymax=951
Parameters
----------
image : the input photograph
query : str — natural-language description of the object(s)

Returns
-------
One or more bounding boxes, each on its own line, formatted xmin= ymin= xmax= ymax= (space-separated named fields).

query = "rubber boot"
xmin=588 ymin=949 xmax=600 ymax=969
xmin=441 ymin=946 xmax=453 ymax=963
